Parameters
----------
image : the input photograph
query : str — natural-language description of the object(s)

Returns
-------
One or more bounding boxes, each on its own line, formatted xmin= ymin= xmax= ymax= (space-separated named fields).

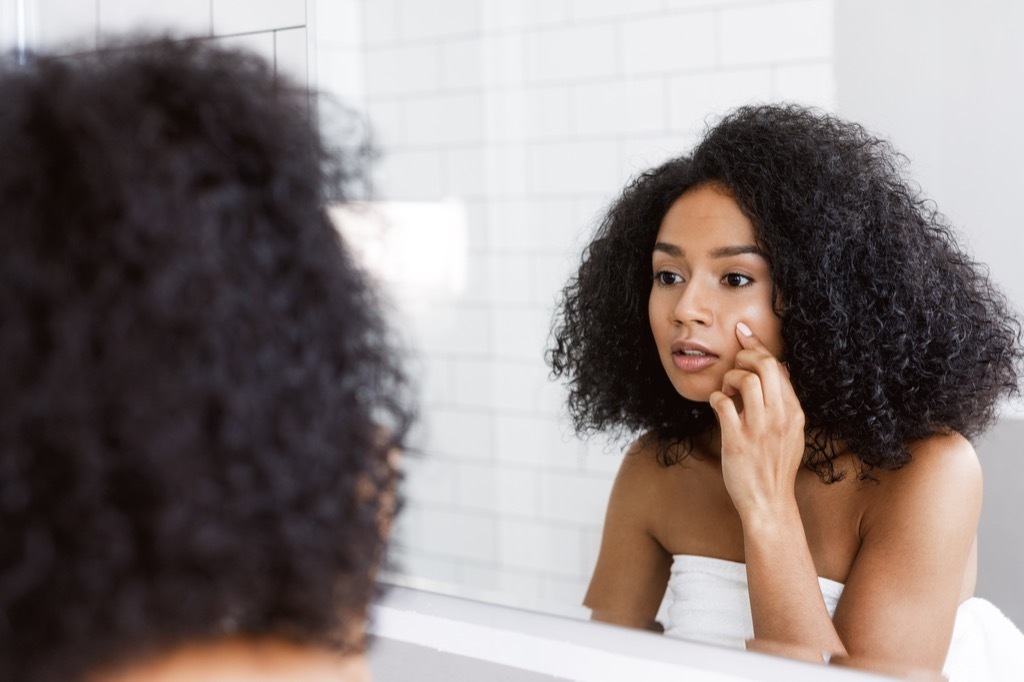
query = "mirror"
xmin=325 ymin=0 xmax=837 ymax=622
xmin=6 ymin=0 xmax=1022 ymax=675
xmin=315 ymin=0 xmax=1024 ymax=634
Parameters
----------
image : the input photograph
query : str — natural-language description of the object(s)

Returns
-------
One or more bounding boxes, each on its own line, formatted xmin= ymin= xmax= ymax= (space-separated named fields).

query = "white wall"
xmin=5 ymin=0 xmax=309 ymax=86
xmin=13 ymin=0 xmax=1019 ymax=625
xmin=355 ymin=0 xmax=836 ymax=615
xmin=360 ymin=0 xmax=1024 ymax=621
xmin=833 ymin=0 xmax=1024 ymax=627
xmin=834 ymin=0 xmax=1024 ymax=315
xmin=1 ymin=0 xmax=836 ymax=617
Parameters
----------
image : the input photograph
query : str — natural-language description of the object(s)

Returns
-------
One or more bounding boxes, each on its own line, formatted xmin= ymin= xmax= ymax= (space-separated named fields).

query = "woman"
xmin=0 ymin=39 xmax=411 ymax=682
xmin=549 ymin=104 xmax=1024 ymax=678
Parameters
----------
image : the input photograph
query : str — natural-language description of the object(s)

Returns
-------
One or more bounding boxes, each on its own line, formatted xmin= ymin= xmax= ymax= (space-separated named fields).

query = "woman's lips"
xmin=668 ymin=340 xmax=719 ymax=372
xmin=671 ymin=349 xmax=719 ymax=372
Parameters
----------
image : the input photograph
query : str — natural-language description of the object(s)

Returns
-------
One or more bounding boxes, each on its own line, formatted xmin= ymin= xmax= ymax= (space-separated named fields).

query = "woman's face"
xmin=649 ymin=184 xmax=784 ymax=403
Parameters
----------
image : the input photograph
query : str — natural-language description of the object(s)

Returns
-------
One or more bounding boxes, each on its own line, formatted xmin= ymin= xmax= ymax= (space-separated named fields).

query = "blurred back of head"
xmin=0 ymin=37 xmax=410 ymax=682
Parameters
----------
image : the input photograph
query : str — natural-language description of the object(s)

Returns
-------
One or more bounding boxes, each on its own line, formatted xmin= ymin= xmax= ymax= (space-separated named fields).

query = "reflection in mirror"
xmin=15 ymin=0 xmax=1021 ymax=678
xmin=327 ymin=0 xmax=837 ymax=623
xmin=323 ymin=0 xmax=1024 ymax=639
xmin=316 ymin=0 xmax=1024 ymax=675
xmin=542 ymin=95 xmax=1024 ymax=678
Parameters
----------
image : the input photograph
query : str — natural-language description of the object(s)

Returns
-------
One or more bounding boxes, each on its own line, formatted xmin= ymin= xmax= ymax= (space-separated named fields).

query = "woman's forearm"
xmin=741 ymin=498 xmax=847 ymax=658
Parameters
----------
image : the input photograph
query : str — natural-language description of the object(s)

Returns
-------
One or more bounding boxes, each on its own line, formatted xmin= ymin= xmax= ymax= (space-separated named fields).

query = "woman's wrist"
xmin=736 ymin=494 xmax=802 ymax=536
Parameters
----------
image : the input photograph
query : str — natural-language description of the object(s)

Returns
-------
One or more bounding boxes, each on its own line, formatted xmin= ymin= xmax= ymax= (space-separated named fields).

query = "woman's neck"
xmin=691 ymin=425 xmax=723 ymax=461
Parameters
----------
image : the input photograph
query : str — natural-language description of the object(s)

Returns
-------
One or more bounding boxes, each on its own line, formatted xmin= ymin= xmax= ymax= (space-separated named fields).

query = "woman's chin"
xmin=673 ymin=384 xmax=714 ymax=405
xmin=661 ymin=363 xmax=721 ymax=404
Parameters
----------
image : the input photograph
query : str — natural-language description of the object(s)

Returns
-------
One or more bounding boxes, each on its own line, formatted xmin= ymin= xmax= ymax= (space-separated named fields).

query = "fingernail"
xmin=737 ymin=322 xmax=752 ymax=337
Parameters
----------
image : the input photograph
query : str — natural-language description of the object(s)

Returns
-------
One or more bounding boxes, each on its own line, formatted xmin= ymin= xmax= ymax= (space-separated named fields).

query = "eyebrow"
xmin=652 ymin=242 xmax=767 ymax=259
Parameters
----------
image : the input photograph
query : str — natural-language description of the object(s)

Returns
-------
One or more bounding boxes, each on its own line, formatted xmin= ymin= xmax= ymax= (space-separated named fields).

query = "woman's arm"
xmin=831 ymin=433 xmax=981 ymax=670
xmin=584 ymin=439 xmax=673 ymax=631
xmin=711 ymin=323 xmax=846 ymax=659
xmin=711 ymin=323 xmax=980 ymax=671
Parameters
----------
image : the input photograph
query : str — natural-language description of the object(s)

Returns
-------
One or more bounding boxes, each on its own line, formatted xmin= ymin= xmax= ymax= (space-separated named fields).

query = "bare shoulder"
xmin=584 ymin=433 xmax=677 ymax=629
xmin=864 ymin=431 xmax=982 ymax=526
xmin=617 ymin=432 xmax=666 ymax=474
xmin=877 ymin=431 xmax=980 ymax=493
xmin=600 ymin=431 xmax=722 ymax=553
xmin=606 ymin=433 xmax=674 ymax=513
xmin=835 ymin=432 xmax=983 ymax=666
xmin=613 ymin=433 xmax=705 ymax=503
xmin=908 ymin=431 xmax=981 ymax=472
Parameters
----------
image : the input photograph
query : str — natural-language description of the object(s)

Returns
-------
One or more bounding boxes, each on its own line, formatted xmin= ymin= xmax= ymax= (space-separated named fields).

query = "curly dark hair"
xmin=0 ymin=38 xmax=412 ymax=682
xmin=549 ymin=103 xmax=1022 ymax=481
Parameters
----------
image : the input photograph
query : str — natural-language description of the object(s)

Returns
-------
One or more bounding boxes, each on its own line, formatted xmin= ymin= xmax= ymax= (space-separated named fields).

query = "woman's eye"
xmin=723 ymin=273 xmax=753 ymax=287
xmin=654 ymin=271 xmax=682 ymax=286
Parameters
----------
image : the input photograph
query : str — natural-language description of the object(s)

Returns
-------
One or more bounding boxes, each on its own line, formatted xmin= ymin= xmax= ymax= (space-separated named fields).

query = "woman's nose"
xmin=673 ymin=279 xmax=712 ymax=326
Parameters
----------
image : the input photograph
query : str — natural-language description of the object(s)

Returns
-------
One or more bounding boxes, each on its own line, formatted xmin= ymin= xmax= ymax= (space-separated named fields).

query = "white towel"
xmin=945 ymin=598 xmax=1024 ymax=682
xmin=662 ymin=554 xmax=1024 ymax=681
xmin=662 ymin=554 xmax=843 ymax=648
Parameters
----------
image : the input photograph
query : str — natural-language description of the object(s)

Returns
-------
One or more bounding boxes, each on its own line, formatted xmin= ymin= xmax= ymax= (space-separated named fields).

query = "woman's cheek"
xmin=737 ymin=300 xmax=784 ymax=357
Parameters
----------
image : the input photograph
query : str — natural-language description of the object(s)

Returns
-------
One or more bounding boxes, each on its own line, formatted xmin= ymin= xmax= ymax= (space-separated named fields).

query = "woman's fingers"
xmin=715 ymin=324 xmax=807 ymax=516
xmin=720 ymin=368 xmax=766 ymax=424
xmin=709 ymin=390 xmax=740 ymax=430
xmin=720 ymin=323 xmax=806 ymax=444
xmin=732 ymin=323 xmax=797 ymax=410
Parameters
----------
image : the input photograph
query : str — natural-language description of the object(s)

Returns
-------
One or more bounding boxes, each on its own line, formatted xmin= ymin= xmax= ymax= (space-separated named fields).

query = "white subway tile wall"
xmin=26 ymin=0 xmax=839 ymax=619
xmin=313 ymin=0 xmax=364 ymax=105
xmin=99 ymin=0 xmax=211 ymax=38
xmin=353 ymin=0 xmax=837 ymax=616
xmin=213 ymin=31 xmax=277 ymax=65
xmin=212 ymin=0 xmax=305 ymax=36
xmin=35 ymin=0 xmax=100 ymax=52
xmin=274 ymin=26 xmax=309 ymax=87
xmin=32 ymin=0 xmax=309 ymax=86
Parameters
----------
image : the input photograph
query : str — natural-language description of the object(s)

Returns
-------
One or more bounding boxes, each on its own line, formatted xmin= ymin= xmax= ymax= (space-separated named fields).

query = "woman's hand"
xmin=709 ymin=322 xmax=806 ymax=519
